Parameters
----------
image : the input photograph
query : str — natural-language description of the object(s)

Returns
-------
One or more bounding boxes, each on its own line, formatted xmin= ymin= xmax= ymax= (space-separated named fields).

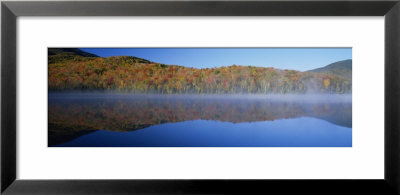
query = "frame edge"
xmin=1 ymin=1 xmax=17 ymax=193
xmin=385 ymin=1 xmax=400 ymax=194
xmin=3 ymin=0 xmax=399 ymax=16
xmin=2 ymin=0 xmax=400 ymax=194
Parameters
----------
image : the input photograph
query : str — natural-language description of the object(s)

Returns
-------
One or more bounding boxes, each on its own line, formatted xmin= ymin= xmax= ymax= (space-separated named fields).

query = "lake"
xmin=48 ymin=93 xmax=352 ymax=147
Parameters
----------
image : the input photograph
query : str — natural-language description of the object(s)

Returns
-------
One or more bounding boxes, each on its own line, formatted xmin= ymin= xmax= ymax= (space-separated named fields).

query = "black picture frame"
xmin=2 ymin=0 xmax=400 ymax=194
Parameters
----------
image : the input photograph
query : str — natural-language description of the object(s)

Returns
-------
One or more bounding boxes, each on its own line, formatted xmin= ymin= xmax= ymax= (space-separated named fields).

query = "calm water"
xmin=48 ymin=93 xmax=352 ymax=147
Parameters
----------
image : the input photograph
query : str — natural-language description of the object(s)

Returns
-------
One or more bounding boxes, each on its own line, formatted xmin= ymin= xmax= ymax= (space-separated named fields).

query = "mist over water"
xmin=49 ymin=92 xmax=351 ymax=103
xmin=48 ymin=48 xmax=352 ymax=147
xmin=48 ymin=92 xmax=352 ymax=147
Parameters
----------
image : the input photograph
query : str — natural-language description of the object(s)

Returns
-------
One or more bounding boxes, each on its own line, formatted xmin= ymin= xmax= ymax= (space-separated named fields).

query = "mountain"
xmin=308 ymin=59 xmax=352 ymax=79
xmin=48 ymin=48 xmax=153 ymax=64
xmin=48 ymin=48 xmax=99 ymax=57
xmin=48 ymin=49 xmax=352 ymax=94
xmin=48 ymin=48 xmax=100 ymax=64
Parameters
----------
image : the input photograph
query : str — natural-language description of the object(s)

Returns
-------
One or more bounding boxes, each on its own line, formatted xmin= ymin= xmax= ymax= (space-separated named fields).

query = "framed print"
xmin=47 ymin=47 xmax=353 ymax=147
xmin=2 ymin=0 xmax=400 ymax=194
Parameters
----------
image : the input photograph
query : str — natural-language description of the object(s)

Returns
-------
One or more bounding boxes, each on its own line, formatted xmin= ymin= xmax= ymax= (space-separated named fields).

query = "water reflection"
xmin=48 ymin=93 xmax=352 ymax=146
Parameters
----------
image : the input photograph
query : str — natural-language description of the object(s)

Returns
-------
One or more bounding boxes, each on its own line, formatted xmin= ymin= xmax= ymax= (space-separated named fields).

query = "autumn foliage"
xmin=48 ymin=51 xmax=352 ymax=94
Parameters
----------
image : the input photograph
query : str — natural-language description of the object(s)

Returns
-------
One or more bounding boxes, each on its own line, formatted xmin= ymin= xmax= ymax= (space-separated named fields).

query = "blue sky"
xmin=80 ymin=48 xmax=351 ymax=71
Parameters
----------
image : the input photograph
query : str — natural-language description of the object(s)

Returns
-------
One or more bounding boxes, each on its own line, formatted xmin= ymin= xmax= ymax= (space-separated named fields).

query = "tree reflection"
xmin=49 ymin=95 xmax=351 ymax=145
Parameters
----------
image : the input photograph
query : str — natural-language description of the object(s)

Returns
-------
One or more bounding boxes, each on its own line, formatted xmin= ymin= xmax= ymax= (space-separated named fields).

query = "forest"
xmin=48 ymin=48 xmax=352 ymax=94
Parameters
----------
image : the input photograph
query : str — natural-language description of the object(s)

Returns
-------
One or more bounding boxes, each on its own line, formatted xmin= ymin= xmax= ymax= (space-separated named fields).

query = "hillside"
xmin=48 ymin=48 xmax=99 ymax=57
xmin=48 ymin=48 xmax=99 ymax=64
xmin=308 ymin=59 xmax=352 ymax=79
xmin=48 ymin=49 xmax=352 ymax=94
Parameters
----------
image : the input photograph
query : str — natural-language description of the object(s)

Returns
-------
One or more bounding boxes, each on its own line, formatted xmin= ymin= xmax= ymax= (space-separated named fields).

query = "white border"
xmin=17 ymin=17 xmax=384 ymax=179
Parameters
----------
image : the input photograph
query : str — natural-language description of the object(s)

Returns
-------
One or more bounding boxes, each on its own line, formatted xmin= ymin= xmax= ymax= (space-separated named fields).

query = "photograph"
xmin=48 ymin=48 xmax=352 ymax=147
